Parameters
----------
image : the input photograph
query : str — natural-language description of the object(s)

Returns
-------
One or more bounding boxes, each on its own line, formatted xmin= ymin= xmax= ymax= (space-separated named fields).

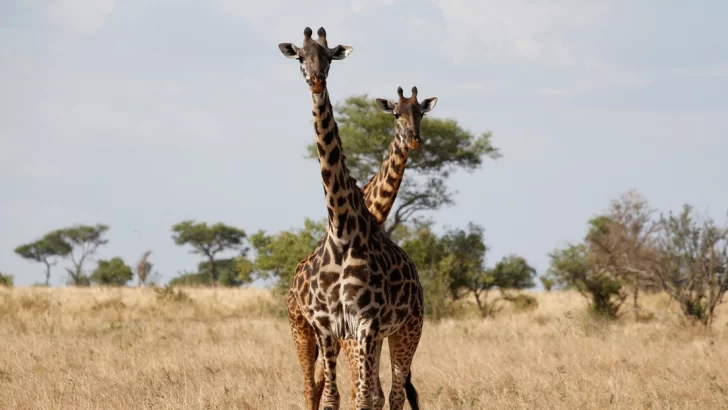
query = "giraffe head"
xmin=375 ymin=86 xmax=438 ymax=150
xmin=278 ymin=27 xmax=353 ymax=95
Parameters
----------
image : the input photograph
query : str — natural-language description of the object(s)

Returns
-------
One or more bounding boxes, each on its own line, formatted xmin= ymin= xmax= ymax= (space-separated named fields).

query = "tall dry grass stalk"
xmin=0 ymin=287 xmax=726 ymax=409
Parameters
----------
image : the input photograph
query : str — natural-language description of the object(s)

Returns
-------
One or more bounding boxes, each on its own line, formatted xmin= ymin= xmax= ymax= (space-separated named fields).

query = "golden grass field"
xmin=1 ymin=287 xmax=727 ymax=409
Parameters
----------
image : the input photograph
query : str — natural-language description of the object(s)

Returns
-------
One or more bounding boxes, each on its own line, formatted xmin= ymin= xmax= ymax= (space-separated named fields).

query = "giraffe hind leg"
xmin=387 ymin=316 xmax=423 ymax=410
xmin=341 ymin=338 xmax=360 ymax=404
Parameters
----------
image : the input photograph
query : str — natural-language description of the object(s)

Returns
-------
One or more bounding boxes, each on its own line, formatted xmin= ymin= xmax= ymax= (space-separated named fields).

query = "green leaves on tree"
xmin=14 ymin=231 xmax=72 ymax=286
xmin=91 ymin=257 xmax=133 ymax=286
xmin=171 ymin=221 xmax=248 ymax=287
xmin=305 ymin=95 xmax=501 ymax=235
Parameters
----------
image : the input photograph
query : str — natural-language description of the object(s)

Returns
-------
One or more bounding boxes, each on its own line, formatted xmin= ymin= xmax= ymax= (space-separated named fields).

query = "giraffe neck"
xmin=311 ymin=89 xmax=363 ymax=242
xmin=361 ymin=134 xmax=409 ymax=226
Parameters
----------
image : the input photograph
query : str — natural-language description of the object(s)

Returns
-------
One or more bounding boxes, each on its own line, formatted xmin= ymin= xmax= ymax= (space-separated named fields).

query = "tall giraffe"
xmin=279 ymin=27 xmax=426 ymax=410
xmin=288 ymin=86 xmax=438 ymax=409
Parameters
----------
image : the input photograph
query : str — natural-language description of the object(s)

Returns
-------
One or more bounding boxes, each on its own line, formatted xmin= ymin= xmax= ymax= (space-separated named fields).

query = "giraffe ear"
xmin=278 ymin=43 xmax=301 ymax=59
xmin=420 ymin=97 xmax=438 ymax=113
xmin=375 ymin=99 xmax=396 ymax=114
xmin=329 ymin=45 xmax=353 ymax=60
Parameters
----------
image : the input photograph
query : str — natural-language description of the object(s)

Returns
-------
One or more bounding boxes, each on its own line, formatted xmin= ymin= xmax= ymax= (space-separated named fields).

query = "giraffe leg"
xmin=316 ymin=333 xmax=341 ymax=410
xmin=314 ymin=343 xmax=325 ymax=404
xmin=354 ymin=331 xmax=381 ymax=410
xmin=287 ymin=293 xmax=322 ymax=410
xmin=341 ymin=338 xmax=360 ymax=404
xmin=388 ymin=316 xmax=423 ymax=410
xmin=342 ymin=338 xmax=384 ymax=409
xmin=371 ymin=339 xmax=385 ymax=410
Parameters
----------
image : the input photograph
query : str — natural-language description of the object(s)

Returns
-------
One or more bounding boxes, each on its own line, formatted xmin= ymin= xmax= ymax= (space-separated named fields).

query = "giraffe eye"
xmin=394 ymin=113 xmax=400 ymax=119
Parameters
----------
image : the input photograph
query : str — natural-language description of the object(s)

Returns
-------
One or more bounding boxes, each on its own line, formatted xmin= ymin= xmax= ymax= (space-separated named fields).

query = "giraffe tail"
xmin=404 ymin=370 xmax=419 ymax=410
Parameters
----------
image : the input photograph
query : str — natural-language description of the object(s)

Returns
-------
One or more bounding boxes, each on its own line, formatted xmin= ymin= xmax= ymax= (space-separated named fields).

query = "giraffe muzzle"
xmin=310 ymin=81 xmax=325 ymax=94
xmin=309 ymin=73 xmax=326 ymax=94
xmin=407 ymin=136 xmax=421 ymax=150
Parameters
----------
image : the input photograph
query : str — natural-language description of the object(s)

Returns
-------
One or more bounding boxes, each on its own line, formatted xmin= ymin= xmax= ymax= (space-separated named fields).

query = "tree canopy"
xmin=250 ymin=218 xmax=327 ymax=292
xmin=546 ymin=243 xmax=625 ymax=318
xmin=544 ymin=190 xmax=728 ymax=325
xmin=169 ymin=257 xmax=251 ymax=287
xmin=14 ymin=231 xmax=72 ymax=286
xmin=490 ymin=255 xmax=537 ymax=290
xmin=57 ymin=224 xmax=110 ymax=287
xmin=653 ymin=205 xmax=728 ymax=326
xmin=399 ymin=221 xmax=536 ymax=316
xmin=91 ymin=257 xmax=133 ymax=286
xmin=171 ymin=221 xmax=248 ymax=287
xmin=306 ymin=95 xmax=501 ymax=234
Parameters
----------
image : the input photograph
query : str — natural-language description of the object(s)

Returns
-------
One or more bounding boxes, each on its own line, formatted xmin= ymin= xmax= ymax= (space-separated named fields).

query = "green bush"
xmin=0 ymin=273 xmax=14 ymax=287
xmin=91 ymin=257 xmax=133 ymax=286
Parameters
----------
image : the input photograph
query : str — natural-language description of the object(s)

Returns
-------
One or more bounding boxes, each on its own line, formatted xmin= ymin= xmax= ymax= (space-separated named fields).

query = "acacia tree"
xmin=547 ymin=243 xmax=626 ymax=319
xmin=586 ymin=190 xmax=660 ymax=317
xmin=171 ymin=221 xmax=247 ymax=288
xmin=438 ymin=222 xmax=488 ymax=300
xmin=306 ymin=95 xmax=501 ymax=236
xmin=250 ymin=218 xmax=326 ymax=292
xmin=490 ymin=255 xmax=537 ymax=290
xmin=57 ymin=224 xmax=110 ymax=286
xmin=400 ymin=221 xmax=536 ymax=317
xmin=654 ymin=205 xmax=728 ymax=327
xmin=399 ymin=221 xmax=453 ymax=319
xmin=581 ymin=190 xmax=728 ymax=327
xmin=168 ymin=258 xmax=250 ymax=287
xmin=14 ymin=231 xmax=72 ymax=286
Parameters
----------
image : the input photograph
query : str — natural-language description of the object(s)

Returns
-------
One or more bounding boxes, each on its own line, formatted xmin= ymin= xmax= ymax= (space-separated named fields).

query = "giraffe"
xmin=279 ymin=27 xmax=426 ymax=410
xmin=287 ymin=85 xmax=438 ymax=409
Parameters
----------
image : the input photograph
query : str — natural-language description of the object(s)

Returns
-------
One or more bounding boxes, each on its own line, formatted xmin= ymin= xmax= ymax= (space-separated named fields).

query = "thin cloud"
xmin=28 ymin=0 xmax=116 ymax=33
xmin=217 ymin=0 xmax=354 ymax=41
xmin=430 ymin=0 xmax=607 ymax=65
xmin=670 ymin=61 xmax=728 ymax=78
xmin=535 ymin=58 xmax=649 ymax=96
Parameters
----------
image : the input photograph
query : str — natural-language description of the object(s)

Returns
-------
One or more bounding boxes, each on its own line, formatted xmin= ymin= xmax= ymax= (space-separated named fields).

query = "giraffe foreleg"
xmin=354 ymin=330 xmax=381 ymax=410
xmin=316 ymin=333 xmax=341 ymax=410
xmin=342 ymin=337 xmax=385 ymax=409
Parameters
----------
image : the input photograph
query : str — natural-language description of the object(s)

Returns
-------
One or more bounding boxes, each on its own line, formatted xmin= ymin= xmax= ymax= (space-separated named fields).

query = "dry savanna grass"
xmin=1 ymin=287 xmax=727 ymax=409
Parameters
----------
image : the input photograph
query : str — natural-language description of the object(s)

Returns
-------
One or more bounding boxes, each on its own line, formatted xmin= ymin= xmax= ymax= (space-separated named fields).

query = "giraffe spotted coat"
xmin=279 ymin=27 xmax=427 ymax=410
xmin=287 ymin=85 xmax=437 ymax=409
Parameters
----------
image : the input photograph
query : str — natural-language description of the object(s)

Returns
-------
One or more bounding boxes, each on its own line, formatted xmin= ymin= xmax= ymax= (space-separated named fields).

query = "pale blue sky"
xmin=1 ymin=0 xmax=727 ymax=287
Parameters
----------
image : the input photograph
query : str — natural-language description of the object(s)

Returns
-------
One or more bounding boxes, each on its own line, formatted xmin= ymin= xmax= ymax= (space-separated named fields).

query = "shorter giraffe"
xmin=288 ymin=86 xmax=437 ymax=409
